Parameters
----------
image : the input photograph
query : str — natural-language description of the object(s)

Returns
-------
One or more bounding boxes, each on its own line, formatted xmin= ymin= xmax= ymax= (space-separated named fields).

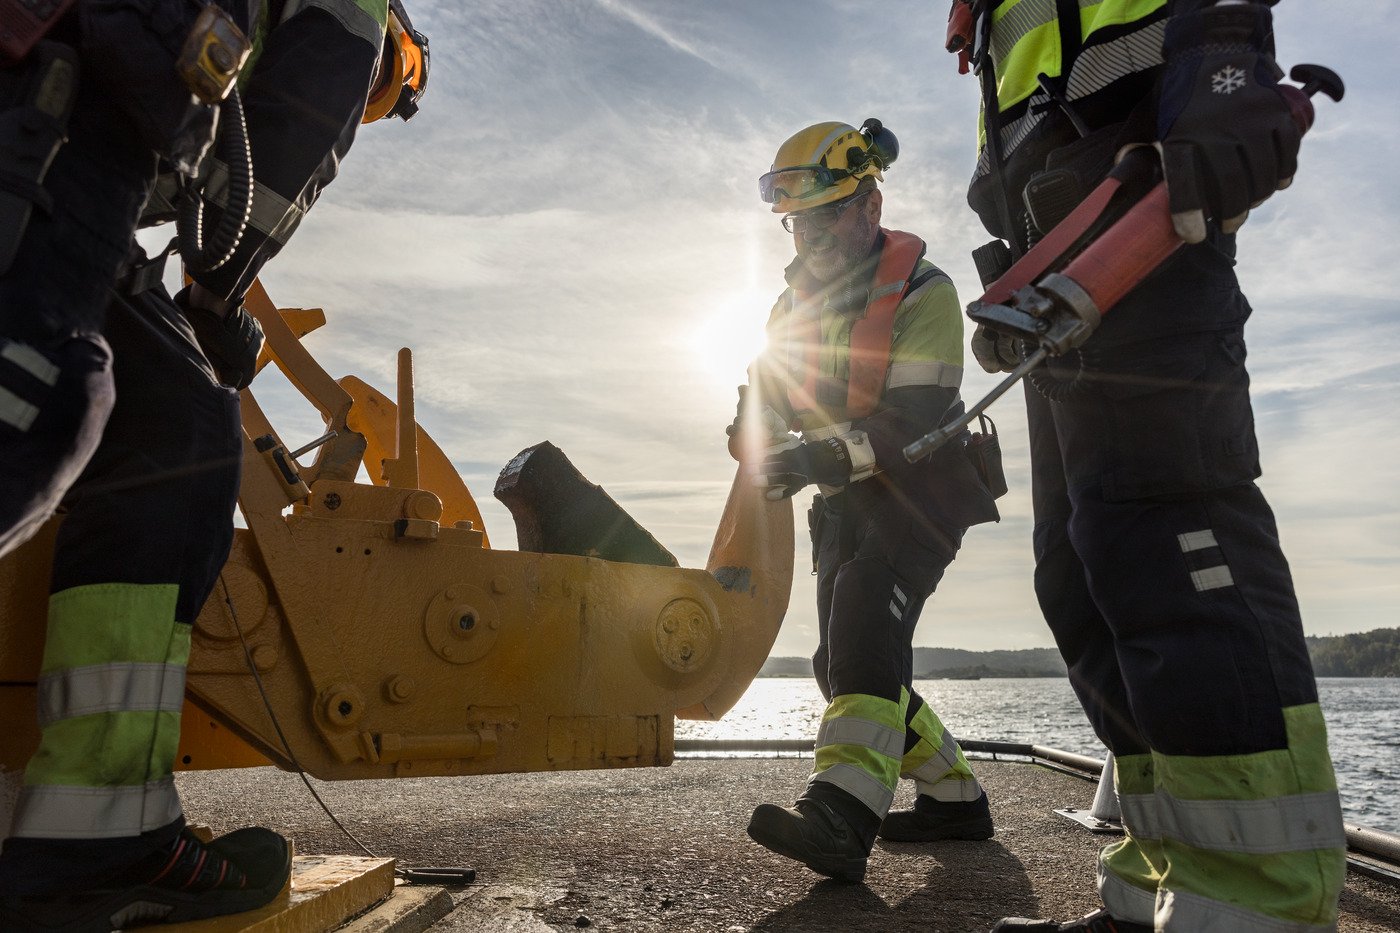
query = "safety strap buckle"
xmin=118 ymin=237 xmax=178 ymax=296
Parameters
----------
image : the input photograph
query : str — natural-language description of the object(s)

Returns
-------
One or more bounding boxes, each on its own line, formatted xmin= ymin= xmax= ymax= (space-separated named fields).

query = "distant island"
xmin=1308 ymin=627 xmax=1400 ymax=677
xmin=759 ymin=646 xmax=1066 ymax=680
xmin=759 ymin=627 xmax=1400 ymax=679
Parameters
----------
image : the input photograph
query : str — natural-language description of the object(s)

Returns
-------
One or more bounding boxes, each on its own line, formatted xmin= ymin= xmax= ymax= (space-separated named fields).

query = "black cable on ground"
xmin=216 ymin=573 xmax=475 ymax=886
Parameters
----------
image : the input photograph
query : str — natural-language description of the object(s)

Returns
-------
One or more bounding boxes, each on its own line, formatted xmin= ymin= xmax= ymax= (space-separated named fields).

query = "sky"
xmin=233 ymin=0 xmax=1400 ymax=660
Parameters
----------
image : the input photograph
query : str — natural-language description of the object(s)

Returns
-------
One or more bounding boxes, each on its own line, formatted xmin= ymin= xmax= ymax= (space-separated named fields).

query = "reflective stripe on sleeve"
xmin=36 ymin=663 xmax=187 ymax=728
xmin=815 ymin=716 xmax=906 ymax=761
xmin=10 ymin=777 xmax=182 ymax=839
xmin=886 ymin=360 xmax=961 ymax=390
xmin=202 ymin=160 xmax=305 ymax=247
xmin=808 ymin=763 xmax=896 ymax=816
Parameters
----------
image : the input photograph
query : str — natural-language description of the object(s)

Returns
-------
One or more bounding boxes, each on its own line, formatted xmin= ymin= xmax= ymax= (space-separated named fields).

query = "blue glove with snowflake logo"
xmin=1157 ymin=2 xmax=1301 ymax=243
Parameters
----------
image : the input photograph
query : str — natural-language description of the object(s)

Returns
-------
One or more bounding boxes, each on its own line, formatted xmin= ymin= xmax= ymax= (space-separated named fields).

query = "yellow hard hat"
xmin=363 ymin=0 xmax=429 ymax=123
xmin=759 ymin=119 xmax=899 ymax=213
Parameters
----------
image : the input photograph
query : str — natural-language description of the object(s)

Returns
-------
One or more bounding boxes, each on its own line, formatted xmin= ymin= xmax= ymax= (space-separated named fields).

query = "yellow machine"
xmin=0 ymin=282 xmax=793 ymax=781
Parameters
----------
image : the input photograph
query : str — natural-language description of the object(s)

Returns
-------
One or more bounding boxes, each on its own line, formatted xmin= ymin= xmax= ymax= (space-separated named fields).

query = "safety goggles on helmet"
xmin=363 ymin=0 xmax=429 ymax=123
xmin=781 ymin=190 xmax=871 ymax=234
xmin=759 ymin=165 xmax=854 ymax=206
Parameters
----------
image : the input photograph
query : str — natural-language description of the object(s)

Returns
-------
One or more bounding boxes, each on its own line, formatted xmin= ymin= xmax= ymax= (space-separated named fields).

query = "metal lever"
xmin=904 ymin=349 xmax=1048 ymax=462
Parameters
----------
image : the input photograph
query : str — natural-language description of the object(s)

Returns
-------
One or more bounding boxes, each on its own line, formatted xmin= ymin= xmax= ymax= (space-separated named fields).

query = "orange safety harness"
xmin=786 ymin=229 xmax=926 ymax=426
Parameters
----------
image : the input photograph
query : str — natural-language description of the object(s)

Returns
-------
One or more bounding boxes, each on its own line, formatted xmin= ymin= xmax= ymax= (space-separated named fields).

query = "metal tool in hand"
xmin=904 ymin=64 xmax=1343 ymax=465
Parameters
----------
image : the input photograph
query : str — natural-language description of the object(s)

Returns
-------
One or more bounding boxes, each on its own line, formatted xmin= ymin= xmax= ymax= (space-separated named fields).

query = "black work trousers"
xmin=0 ymin=286 xmax=242 ymax=894
xmin=810 ymin=480 xmax=962 ymax=747
xmin=1026 ymin=239 xmax=1322 ymax=760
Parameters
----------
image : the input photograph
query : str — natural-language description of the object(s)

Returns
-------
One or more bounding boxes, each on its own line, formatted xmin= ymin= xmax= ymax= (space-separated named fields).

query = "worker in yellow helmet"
xmin=732 ymin=119 xmax=1002 ymax=882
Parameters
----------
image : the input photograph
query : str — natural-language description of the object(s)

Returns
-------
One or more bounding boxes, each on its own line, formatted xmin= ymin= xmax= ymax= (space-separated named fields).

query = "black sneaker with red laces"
xmin=992 ymin=908 xmax=1153 ymax=931
xmin=0 ymin=826 xmax=291 ymax=932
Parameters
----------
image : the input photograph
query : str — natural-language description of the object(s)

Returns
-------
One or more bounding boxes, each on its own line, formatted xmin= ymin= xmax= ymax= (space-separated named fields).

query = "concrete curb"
xmin=340 ymin=885 xmax=455 ymax=933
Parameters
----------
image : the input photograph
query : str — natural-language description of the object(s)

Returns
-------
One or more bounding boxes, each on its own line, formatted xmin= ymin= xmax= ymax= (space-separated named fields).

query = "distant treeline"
xmin=759 ymin=646 xmax=1067 ymax=680
xmin=759 ymin=627 xmax=1400 ymax=679
xmin=1307 ymin=628 xmax=1400 ymax=677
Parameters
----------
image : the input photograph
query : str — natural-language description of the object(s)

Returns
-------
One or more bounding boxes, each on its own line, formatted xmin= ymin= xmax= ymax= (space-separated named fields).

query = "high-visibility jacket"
xmin=969 ymin=0 xmax=1169 ymax=238
xmin=756 ymin=230 xmax=999 ymax=529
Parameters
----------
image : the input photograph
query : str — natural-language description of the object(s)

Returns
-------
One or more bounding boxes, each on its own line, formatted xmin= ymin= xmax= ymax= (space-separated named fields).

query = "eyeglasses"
xmin=781 ymin=190 xmax=870 ymax=234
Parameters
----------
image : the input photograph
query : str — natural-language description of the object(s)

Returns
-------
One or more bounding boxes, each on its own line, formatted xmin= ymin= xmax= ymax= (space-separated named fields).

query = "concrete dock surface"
xmin=174 ymin=758 xmax=1400 ymax=932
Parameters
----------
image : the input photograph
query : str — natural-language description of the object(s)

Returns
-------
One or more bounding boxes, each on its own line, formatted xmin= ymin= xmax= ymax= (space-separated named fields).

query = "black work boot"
xmin=878 ymin=790 xmax=994 ymax=842
xmin=747 ymin=797 xmax=871 ymax=883
xmin=0 ymin=826 xmax=291 ymax=932
xmin=992 ymin=908 xmax=1153 ymax=931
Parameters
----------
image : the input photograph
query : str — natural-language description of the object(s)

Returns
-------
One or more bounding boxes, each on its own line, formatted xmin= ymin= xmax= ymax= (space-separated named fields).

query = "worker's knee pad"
xmin=0 ymin=334 xmax=114 ymax=557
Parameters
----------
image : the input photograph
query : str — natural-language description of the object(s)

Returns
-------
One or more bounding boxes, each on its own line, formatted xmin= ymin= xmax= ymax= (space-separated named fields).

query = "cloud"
xmin=244 ymin=1 xmax=1400 ymax=654
xmin=588 ymin=0 xmax=719 ymax=69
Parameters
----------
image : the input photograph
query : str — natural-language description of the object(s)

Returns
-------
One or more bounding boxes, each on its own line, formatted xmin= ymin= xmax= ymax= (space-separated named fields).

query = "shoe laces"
xmin=147 ymin=832 xmax=248 ymax=892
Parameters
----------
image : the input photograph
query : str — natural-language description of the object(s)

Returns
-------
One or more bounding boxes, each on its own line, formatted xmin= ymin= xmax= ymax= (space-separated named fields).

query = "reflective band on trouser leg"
xmin=13 ymin=583 xmax=190 ymax=839
xmin=901 ymin=698 xmax=980 ymax=802
xmin=1152 ymin=705 xmax=1346 ymax=931
xmin=808 ymin=692 xmax=908 ymax=817
xmin=1098 ymin=752 xmax=1161 ymax=927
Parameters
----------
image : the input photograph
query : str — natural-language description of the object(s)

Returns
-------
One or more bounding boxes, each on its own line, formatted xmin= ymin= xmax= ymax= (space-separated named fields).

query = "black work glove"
xmin=1157 ymin=3 xmax=1300 ymax=243
xmin=971 ymin=324 xmax=1020 ymax=374
xmin=753 ymin=437 xmax=853 ymax=500
xmin=175 ymin=286 xmax=265 ymax=390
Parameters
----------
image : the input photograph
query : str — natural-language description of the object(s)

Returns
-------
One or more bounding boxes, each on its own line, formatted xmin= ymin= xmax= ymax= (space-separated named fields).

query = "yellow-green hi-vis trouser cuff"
xmin=901 ymin=697 xmax=982 ymax=802
xmin=1101 ymin=706 xmax=1347 ymax=931
xmin=13 ymin=583 xmax=189 ymax=840
xmin=808 ymin=692 xmax=909 ymax=818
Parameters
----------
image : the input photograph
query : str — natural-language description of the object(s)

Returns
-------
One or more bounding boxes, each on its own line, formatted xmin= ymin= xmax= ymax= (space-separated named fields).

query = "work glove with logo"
xmin=1157 ymin=2 xmax=1300 ymax=243
xmin=971 ymin=324 xmax=1021 ymax=374
xmin=176 ymin=286 xmax=265 ymax=390
xmin=753 ymin=436 xmax=853 ymax=501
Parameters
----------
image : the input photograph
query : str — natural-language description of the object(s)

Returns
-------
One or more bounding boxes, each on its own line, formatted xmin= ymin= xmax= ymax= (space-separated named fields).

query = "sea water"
xmin=675 ymin=676 xmax=1400 ymax=833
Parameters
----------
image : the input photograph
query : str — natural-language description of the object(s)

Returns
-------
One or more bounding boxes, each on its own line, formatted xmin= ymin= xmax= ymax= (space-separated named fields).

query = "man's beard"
xmin=801 ymin=217 xmax=875 ymax=283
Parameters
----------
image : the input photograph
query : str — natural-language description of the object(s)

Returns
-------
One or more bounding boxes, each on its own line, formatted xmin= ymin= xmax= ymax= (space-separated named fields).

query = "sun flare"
xmin=690 ymin=288 xmax=773 ymax=389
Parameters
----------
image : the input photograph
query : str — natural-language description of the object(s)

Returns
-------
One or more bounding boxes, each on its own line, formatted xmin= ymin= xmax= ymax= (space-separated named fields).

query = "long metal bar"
xmin=903 ymin=349 xmax=1048 ymax=462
